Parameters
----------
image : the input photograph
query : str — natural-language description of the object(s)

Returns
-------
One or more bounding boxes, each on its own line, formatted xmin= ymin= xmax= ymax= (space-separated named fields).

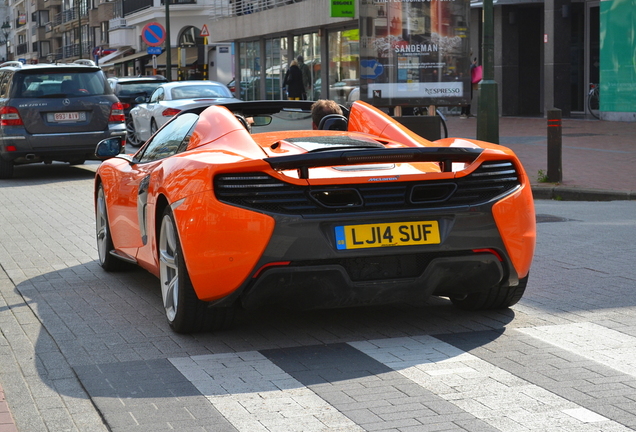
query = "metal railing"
xmin=54 ymin=8 xmax=89 ymax=26
xmin=61 ymin=43 xmax=92 ymax=59
xmin=109 ymin=17 xmax=127 ymax=29
xmin=209 ymin=0 xmax=303 ymax=20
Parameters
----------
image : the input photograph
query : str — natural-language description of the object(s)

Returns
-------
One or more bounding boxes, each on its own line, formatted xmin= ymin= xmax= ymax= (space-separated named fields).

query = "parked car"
xmin=330 ymin=79 xmax=359 ymax=104
xmin=108 ymin=75 xmax=168 ymax=146
xmin=0 ymin=60 xmax=126 ymax=179
xmin=130 ymin=80 xmax=237 ymax=143
xmin=94 ymin=99 xmax=536 ymax=333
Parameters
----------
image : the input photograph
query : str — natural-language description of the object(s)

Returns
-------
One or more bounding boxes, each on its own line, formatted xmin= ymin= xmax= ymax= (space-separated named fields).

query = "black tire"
xmin=126 ymin=117 xmax=144 ymax=147
xmin=95 ymin=183 xmax=132 ymax=271
xmin=450 ymin=275 xmax=529 ymax=311
xmin=150 ymin=119 xmax=158 ymax=136
xmin=69 ymin=159 xmax=86 ymax=165
xmin=159 ymin=207 xmax=235 ymax=333
xmin=0 ymin=158 xmax=14 ymax=179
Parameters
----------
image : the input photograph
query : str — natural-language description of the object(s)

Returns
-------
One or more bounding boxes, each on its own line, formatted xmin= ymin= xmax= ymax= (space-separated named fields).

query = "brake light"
xmin=121 ymin=102 xmax=131 ymax=110
xmin=0 ymin=106 xmax=24 ymax=126
xmin=162 ymin=108 xmax=181 ymax=117
xmin=109 ymin=102 xmax=125 ymax=123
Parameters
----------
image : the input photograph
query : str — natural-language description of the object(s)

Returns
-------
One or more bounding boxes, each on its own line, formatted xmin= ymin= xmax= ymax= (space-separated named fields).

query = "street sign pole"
xmin=152 ymin=55 xmax=157 ymax=75
xmin=476 ymin=0 xmax=500 ymax=144
xmin=203 ymin=37 xmax=208 ymax=80
xmin=165 ymin=1 xmax=172 ymax=81
xmin=200 ymin=25 xmax=210 ymax=81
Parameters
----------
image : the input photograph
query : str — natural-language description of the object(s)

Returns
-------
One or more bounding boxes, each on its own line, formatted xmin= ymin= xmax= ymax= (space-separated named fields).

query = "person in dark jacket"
xmin=283 ymin=60 xmax=304 ymax=100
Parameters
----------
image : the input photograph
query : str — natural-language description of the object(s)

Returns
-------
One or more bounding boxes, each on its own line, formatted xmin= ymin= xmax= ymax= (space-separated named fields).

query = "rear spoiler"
xmin=265 ymin=147 xmax=483 ymax=179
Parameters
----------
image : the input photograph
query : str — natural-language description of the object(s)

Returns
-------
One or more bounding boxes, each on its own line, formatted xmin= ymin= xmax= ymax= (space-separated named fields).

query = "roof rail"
xmin=73 ymin=59 xmax=97 ymax=66
xmin=0 ymin=61 xmax=24 ymax=68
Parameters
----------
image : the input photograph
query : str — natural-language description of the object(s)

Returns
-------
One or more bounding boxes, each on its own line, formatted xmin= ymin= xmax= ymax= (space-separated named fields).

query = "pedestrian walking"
xmin=297 ymin=56 xmax=311 ymax=100
xmin=461 ymin=57 xmax=480 ymax=119
xmin=283 ymin=60 xmax=304 ymax=100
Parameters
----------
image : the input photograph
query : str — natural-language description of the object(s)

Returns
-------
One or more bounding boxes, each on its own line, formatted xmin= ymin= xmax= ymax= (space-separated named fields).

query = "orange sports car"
xmin=94 ymin=100 xmax=535 ymax=333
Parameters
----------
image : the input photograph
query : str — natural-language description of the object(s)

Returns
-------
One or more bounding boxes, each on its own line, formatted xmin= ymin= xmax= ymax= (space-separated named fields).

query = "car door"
xmin=129 ymin=113 xmax=199 ymax=268
xmin=133 ymin=86 xmax=164 ymax=141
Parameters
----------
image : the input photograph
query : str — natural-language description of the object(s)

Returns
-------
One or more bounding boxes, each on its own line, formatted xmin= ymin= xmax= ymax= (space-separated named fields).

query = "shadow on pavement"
xmin=9 ymin=261 xmax=518 ymax=399
xmin=3 ymin=163 xmax=97 ymax=185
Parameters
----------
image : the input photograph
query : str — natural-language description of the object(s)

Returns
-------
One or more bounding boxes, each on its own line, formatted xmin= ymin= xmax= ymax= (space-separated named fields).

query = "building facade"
xmin=0 ymin=0 xmax=633 ymax=121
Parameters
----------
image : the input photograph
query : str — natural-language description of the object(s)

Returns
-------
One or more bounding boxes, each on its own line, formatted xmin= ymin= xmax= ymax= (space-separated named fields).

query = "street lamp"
xmin=1 ymin=22 xmax=10 ymax=62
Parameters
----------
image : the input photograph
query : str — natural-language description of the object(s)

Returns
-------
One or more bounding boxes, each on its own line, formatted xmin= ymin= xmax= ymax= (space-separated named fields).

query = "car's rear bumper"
xmin=240 ymin=253 xmax=505 ymax=309
xmin=1 ymin=126 xmax=126 ymax=164
xmin=214 ymin=200 xmax=525 ymax=310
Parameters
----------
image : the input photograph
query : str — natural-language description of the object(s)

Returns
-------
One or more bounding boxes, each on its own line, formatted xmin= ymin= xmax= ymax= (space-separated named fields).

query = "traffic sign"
xmin=200 ymin=24 xmax=210 ymax=37
xmin=142 ymin=22 xmax=166 ymax=47
xmin=147 ymin=46 xmax=162 ymax=55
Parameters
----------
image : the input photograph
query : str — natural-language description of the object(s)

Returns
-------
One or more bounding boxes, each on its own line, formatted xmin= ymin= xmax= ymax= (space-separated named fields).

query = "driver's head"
xmin=311 ymin=100 xmax=343 ymax=130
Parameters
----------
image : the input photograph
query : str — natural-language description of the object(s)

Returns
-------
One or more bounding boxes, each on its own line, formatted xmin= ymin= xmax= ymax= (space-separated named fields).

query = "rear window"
xmin=13 ymin=70 xmax=111 ymax=98
xmin=170 ymin=84 xmax=232 ymax=100
xmin=116 ymin=82 xmax=165 ymax=97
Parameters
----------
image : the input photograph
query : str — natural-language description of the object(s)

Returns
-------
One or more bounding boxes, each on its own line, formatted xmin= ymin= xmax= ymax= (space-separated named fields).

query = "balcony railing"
xmin=61 ymin=43 xmax=92 ymax=59
xmin=17 ymin=43 xmax=28 ymax=55
xmin=54 ymin=8 xmax=89 ymax=26
xmin=123 ymin=0 xmax=153 ymax=15
xmin=209 ymin=0 xmax=304 ymax=20
xmin=109 ymin=17 xmax=127 ymax=29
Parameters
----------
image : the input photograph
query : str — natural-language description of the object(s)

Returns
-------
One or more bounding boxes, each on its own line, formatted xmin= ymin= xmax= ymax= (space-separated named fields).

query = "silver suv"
xmin=0 ymin=60 xmax=126 ymax=179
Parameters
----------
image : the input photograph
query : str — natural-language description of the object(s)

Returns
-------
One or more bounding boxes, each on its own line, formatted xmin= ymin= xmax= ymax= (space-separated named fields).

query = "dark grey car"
xmin=0 ymin=60 xmax=127 ymax=179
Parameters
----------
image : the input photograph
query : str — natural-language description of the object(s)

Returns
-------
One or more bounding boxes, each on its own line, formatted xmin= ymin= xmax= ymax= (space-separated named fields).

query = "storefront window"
xmin=239 ymin=41 xmax=260 ymax=100
xmin=294 ymin=33 xmax=320 ymax=100
xmin=327 ymin=29 xmax=359 ymax=104
xmin=265 ymin=38 xmax=286 ymax=100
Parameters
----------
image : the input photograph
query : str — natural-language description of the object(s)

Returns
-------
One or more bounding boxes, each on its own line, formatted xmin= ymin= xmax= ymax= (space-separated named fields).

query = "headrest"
xmin=318 ymin=114 xmax=348 ymax=131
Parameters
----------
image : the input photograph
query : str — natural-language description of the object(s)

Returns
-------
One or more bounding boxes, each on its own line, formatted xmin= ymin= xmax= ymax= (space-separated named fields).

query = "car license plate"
xmin=48 ymin=112 xmax=86 ymax=122
xmin=335 ymin=221 xmax=440 ymax=250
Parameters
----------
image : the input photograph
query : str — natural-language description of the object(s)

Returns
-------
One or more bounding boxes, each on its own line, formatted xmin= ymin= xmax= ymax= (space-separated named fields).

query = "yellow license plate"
xmin=335 ymin=221 xmax=440 ymax=250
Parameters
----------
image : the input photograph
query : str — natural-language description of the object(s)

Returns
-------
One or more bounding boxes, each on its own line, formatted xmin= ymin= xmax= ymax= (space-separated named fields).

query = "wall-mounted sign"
xmin=359 ymin=0 xmax=471 ymax=107
xmin=331 ymin=0 xmax=355 ymax=18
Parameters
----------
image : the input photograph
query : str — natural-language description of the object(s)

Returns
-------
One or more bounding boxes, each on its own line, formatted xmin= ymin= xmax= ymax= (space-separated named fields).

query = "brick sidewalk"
xmin=444 ymin=115 xmax=636 ymax=195
xmin=0 ymin=388 xmax=17 ymax=432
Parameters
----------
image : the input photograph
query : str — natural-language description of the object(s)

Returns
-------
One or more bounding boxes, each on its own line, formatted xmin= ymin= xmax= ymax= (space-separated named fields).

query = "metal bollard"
xmin=547 ymin=108 xmax=562 ymax=183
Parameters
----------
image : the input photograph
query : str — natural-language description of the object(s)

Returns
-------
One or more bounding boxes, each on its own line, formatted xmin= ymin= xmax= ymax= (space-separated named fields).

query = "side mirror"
xmin=134 ymin=95 xmax=146 ymax=104
xmin=95 ymin=137 xmax=125 ymax=160
xmin=251 ymin=115 xmax=272 ymax=127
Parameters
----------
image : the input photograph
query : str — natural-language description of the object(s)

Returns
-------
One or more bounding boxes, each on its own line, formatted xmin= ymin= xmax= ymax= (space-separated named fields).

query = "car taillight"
xmin=0 ymin=106 xmax=24 ymax=126
xmin=109 ymin=102 xmax=125 ymax=123
xmin=162 ymin=108 xmax=181 ymax=117
xmin=121 ymin=102 xmax=131 ymax=110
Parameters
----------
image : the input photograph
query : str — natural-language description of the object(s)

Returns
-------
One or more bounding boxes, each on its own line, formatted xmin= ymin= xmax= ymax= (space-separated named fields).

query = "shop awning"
xmin=114 ymin=50 xmax=151 ymax=65
xmin=96 ymin=48 xmax=132 ymax=66
xmin=151 ymin=47 xmax=199 ymax=67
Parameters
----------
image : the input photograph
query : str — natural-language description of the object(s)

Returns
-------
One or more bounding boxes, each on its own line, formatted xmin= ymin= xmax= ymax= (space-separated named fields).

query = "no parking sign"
xmin=141 ymin=22 xmax=166 ymax=47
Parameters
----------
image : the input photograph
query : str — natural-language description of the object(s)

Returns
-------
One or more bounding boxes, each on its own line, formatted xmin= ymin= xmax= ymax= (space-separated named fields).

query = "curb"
xmin=531 ymin=184 xmax=636 ymax=201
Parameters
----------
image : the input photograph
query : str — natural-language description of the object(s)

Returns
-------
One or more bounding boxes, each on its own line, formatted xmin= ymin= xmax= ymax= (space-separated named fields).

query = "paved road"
xmin=1 ymin=163 xmax=636 ymax=431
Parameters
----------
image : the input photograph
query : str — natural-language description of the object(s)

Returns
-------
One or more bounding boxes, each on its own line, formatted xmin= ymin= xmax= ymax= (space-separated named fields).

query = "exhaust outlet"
xmin=25 ymin=154 xmax=36 ymax=161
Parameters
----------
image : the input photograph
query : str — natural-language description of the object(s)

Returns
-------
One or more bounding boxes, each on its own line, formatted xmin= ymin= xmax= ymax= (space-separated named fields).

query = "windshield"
xmin=14 ymin=70 xmax=110 ymax=98
xmin=170 ymin=84 xmax=232 ymax=100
